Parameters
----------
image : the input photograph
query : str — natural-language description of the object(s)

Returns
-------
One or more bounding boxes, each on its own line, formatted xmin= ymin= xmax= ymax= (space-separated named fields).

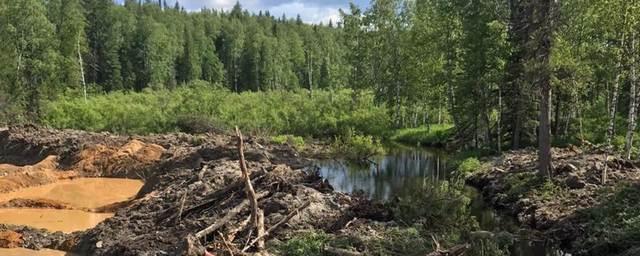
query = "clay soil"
xmin=0 ymin=126 xmax=391 ymax=255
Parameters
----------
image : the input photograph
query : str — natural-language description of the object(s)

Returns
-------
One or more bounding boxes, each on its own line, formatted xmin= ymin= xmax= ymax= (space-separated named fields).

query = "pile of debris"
xmin=0 ymin=126 xmax=392 ymax=255
xmin=468 ymin=146 xmax=640 ymax=254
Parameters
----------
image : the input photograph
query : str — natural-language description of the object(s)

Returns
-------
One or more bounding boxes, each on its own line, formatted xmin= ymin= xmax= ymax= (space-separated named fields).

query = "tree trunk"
xmin=498 ymin=86 xmax=503 ymax=154
xmin=77 ymin=34 xmax=87 ymax=103
xmin=625 ymin=32 xmax=637 ymax=159
xmin=534 ymin=0 xmax=554 ymax=177
xmin=307 ymin=51 xmax=313 ymax=97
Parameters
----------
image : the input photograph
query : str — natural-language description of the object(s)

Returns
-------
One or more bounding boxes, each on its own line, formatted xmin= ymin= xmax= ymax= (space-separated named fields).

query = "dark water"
xmin=315 ymin=144 xmax=571 ymax=256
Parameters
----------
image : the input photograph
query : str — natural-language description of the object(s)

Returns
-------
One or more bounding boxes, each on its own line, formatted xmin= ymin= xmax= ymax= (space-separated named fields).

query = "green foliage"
xmin=577 ymin=184 xmax=640 ymax=254
xmin=458 ymin=157 xmax=482 ymax=175
xmin=42 ymin=85 xmax=391 ymax=136
xmin=331 ymin=129 xmax=385 ymax=160
xmin=394 ymin=180 xmax=474 ymax=232
xmin=271 ymin=135 xmax=305 ymax=150
xmin=278 ymin=231 xmax=329 ymax=256
xmin=390 ymin=124 xmax=454 ymax=146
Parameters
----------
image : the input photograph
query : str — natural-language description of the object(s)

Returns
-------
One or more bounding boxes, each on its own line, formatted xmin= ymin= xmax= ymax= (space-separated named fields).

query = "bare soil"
xmin=0 ymin=126 xmax=390 ymax=255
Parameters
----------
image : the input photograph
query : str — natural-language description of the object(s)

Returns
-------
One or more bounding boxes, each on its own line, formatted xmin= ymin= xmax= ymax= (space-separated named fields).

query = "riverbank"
xmin=467 ymin=146 xmax=640 ymax=256
xmin=389 ymin=125 xmax=454 ymax=147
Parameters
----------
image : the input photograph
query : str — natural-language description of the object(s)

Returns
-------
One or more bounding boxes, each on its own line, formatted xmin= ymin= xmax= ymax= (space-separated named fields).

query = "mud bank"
xmin=468 ymin=146 xmax=640 ymax=256
xmin=0 ymin=126 xmax=395 ymax=255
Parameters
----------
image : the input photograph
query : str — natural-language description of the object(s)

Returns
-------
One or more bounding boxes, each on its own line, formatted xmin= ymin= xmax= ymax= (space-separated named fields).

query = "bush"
xmin=458 ymin=157 xmax=482 ymax=175
xmin=331 ymin=129 xmax=385 ymax=160
xmin=42 ymin=84 xmax=392 ymax=137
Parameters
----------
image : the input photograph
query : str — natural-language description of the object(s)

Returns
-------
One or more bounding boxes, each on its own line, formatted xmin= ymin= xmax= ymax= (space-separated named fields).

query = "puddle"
xmin=0 ymin=208 xmax=113 ymax=233
xmin=0 ymin=178 xmax=143 ymax=233
xmin=0 ymin=248 xmax=72 ymax=256
xmin=0 ymin=178 xmax=143 ymax=209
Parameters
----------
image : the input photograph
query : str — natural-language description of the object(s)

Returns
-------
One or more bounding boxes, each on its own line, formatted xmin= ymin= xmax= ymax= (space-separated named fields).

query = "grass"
xmin=271 ymin=135 xmax=305 ymax=150
xmin=389 ymin=124 xmax=454 ymax=147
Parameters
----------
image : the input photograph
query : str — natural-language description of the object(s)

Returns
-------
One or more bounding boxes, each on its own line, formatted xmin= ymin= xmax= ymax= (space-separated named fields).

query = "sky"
xmin=122 ymin=0 xmax=370 ymax=24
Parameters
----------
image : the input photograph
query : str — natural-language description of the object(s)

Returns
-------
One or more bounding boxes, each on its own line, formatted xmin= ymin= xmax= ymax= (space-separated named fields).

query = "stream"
xmin=316 ymin=144 xmax=570 ymax=256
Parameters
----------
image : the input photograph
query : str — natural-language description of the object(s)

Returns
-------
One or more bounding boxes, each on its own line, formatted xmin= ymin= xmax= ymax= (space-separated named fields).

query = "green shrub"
xmin=458 ymin=157 xmax=482 ymax=175
xmin=331 ymin=129 xmax=385 ymax=160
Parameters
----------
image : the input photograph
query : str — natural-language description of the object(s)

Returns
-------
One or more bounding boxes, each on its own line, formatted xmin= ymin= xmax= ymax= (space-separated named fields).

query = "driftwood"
xmin=242 ymin=200 xmax=312 ymax=252
xmin=236 ymin=127 xmax=265 ymax=251
xmin=194 ymin=191 xmax=269 ymax=240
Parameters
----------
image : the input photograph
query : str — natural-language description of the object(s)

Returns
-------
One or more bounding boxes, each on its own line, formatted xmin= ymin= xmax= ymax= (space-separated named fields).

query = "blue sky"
xmin=122 ymin=0 xmax=370 ymax=24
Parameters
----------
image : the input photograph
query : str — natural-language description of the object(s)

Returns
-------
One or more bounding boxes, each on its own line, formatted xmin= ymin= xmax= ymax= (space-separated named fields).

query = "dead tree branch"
xmin=236 ymin=126 xmax=265 ymax=251
xmin=242 ymin=200 xmax=312 ymax=252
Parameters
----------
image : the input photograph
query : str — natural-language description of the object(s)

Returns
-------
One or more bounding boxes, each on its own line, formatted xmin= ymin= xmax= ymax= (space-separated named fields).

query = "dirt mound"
xmin=468 ymin=147 xmax=640 ymax=254
xmin=0 ymin=230 xmax=22 ymax=248
xmin=0 ymin=156 xmax=76 ymax=193
xmin=74 ymin=140 xmax=165 ymax=178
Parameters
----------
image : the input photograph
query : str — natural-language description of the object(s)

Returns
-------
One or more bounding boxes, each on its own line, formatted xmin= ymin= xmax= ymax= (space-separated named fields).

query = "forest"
xmin=2 ymin=0 xmax=640 ymax=255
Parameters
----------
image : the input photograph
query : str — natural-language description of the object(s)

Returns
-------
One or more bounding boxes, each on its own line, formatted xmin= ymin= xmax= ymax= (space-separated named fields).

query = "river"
xmin=316 ymin=144 xmax=570 ymax=256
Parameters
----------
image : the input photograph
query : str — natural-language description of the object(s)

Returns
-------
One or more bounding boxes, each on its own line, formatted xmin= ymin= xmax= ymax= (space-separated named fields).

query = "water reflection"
xmin=317 ymin=146 xmax=450 ymax=200
xmin=316 ymin=145 xmax=570 ymax=256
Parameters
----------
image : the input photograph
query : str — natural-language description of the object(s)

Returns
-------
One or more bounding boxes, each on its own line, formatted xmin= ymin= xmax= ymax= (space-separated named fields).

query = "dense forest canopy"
xmin=2 ymin=0 xmax=640 ymax=163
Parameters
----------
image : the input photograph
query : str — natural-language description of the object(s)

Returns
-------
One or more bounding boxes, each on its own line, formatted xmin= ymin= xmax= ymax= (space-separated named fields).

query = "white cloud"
xmin=174 ymin=0 xmax=343 ymax=24
xmin=267 ymin=2 xmax=342 ymax=24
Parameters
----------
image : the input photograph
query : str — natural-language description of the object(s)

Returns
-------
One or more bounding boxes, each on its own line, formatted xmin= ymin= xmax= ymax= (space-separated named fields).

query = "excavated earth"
xmin=0 ymin=125 xmax=390 ymax=255
xmin=468 ymin=146 xmax=640 ymax=256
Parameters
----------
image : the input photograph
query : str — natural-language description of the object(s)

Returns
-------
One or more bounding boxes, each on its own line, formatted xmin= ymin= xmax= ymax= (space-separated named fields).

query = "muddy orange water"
xmin=0 ymin=178 xmax=143 ymax=209
xmin=0 ymin=178 xmax=143 ymax=233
